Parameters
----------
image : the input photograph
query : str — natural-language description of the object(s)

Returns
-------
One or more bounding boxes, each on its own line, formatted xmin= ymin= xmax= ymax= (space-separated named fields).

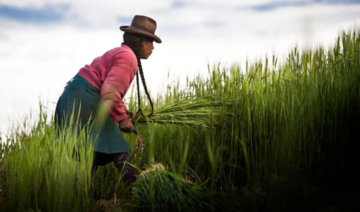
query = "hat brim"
xmin=120 ymin=26 xmax=162 ymax=43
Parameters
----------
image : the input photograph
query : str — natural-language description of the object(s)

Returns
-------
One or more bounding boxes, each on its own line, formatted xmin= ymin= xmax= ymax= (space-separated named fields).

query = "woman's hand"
xmin=118 ymin=118 xmax=133 ymax=133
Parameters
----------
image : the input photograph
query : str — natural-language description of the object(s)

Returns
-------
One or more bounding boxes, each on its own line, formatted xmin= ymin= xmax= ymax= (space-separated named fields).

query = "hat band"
xmin=132 ymin=24 xmax=154 ymax=34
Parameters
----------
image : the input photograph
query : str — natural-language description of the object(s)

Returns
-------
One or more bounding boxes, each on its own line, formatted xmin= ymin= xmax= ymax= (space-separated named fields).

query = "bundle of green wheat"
xmin=131 ymin=163 xmax=212 ymax=211
xmin=133 ymin=98 xmax=232 ymax=128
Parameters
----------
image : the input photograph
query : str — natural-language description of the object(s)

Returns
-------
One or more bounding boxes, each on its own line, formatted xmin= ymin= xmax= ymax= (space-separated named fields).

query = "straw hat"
xmin=120 ymin=15 xmax=162 ymax=43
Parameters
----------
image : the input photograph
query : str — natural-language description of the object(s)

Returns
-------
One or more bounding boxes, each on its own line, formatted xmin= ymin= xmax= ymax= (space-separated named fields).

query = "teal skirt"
xmin=54 ymin=75 xmax=131 ymax=153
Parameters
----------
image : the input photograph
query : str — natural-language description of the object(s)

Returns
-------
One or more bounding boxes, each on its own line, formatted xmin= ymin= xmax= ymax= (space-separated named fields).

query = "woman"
xmin=55 ymin=15 xmax=161 ymax=184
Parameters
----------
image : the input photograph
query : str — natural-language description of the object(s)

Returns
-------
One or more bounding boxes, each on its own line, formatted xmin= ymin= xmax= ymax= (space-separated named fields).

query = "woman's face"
xmin=140 ymin=40 xmax=154 ymax=59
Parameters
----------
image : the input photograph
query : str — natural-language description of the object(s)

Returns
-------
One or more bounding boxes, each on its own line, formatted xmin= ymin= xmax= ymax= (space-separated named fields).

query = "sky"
xmin=0 ymin=0 xmax=359 ymax=135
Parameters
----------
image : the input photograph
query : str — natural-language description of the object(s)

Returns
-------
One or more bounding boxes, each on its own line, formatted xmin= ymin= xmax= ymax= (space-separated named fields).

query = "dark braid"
xmin=123 ymin=32 xmax=154 ymax=117
xmin=137 ymin=58 xmax=154 ymax=116
xmin=135 ymin=64 xmax=142 ymax=116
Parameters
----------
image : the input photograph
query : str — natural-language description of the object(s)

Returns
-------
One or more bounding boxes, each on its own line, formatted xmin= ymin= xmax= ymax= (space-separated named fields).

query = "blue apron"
xmin=54 ymin=75 xmax=131 ymax=153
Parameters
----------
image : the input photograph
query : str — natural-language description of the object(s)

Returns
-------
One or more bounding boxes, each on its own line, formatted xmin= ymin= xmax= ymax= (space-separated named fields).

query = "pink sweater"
xmin=77 ymin=44 xmax=138 ymax=122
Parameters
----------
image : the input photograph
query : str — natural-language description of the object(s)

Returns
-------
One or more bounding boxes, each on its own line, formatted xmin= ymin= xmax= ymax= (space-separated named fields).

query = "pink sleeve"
xmin=100 ymin=51 xmax=137 ymax=122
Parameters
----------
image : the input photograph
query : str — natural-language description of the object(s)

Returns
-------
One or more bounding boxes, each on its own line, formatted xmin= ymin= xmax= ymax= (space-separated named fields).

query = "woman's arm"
xmin=100 ymin=50 xmax=137 ymax=132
